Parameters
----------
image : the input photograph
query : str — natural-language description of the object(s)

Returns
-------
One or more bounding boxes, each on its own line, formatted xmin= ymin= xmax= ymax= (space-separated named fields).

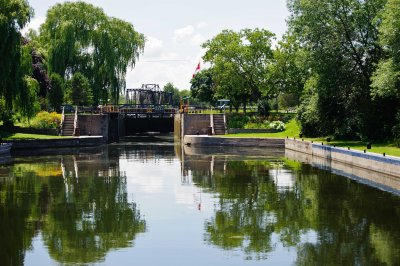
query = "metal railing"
xmin=73 ymin=106 xmax=78 ymax=136
xmin=60 ymin=106 xmax=65 ymax=136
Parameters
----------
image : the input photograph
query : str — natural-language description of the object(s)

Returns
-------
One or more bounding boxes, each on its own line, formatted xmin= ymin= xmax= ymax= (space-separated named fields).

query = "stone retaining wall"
xmin=184 ymin=135 xmax=285 ymax=148
xmin=9 ymin=136 xmax=105 ymax=150
xmin=286 ymin=138 xmax=400 ymax=177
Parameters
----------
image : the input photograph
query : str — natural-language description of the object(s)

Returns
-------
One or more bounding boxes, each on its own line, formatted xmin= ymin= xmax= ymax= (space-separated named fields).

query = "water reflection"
xmin=0 ymin=148 xmax=146 ymax=265
xmin=181 ymin=145 xmax=400 ymax=264
xmin=0 ymin=142 xmax=400 ymax=265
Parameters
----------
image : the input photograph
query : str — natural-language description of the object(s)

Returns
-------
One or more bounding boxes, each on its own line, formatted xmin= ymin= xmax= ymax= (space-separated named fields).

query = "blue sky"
xmin=26 ymin=0 xmax=289 ymax=90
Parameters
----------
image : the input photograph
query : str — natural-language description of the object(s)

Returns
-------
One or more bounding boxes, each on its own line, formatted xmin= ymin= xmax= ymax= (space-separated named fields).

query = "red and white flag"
xmin=192 ymin=62 xmax=201 ymax=78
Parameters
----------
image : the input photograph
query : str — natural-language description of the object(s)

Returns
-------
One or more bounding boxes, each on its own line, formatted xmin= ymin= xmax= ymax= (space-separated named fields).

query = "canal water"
xmin=0 ymin=137 xmax=399 ymax=265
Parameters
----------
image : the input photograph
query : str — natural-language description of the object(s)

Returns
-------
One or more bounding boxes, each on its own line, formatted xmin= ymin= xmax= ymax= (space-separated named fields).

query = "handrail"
xmin=60 ymin=106 xmax=65 ymax=136
xmin=73 ymin=106 xmax=78 ymax=136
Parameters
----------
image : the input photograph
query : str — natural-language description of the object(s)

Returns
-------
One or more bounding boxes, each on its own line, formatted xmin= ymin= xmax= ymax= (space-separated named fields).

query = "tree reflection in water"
xmin=0 ymin=150 xmax=146 ymax=264
xmin=183 ymin=150 xmax=400 ymax=264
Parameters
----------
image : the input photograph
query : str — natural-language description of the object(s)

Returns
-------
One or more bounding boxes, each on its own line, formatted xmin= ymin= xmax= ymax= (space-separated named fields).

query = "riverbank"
xmin=6 ymin=136 xmax=105 ymax=150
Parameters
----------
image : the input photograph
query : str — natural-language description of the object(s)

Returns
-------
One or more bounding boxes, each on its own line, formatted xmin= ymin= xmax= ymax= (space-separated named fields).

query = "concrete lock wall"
xmin=183 ymin=114 xmax=211 ymax=135
xmin=174 ymin=114 xmax=211 ymax=140
xmin=78 ymin=115 xmax=109 ymax=141
xmin=285 ymin=149 xmax=400 ymax=195
xmin=286 ymin=138 xmax=400 ymax=177
xmin=184 ymin=135 xmax=285 ymax=148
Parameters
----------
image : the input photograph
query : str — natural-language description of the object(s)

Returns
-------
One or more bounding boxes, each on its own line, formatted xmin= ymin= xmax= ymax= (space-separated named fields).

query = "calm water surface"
xmin=0 ymin=138 xmax=400 ymax=265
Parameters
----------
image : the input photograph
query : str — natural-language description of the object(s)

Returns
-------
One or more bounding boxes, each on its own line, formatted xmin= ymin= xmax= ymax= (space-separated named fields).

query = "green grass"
xmin=314 ymin=140 xmax=400 ymax=157
xmin=0 ymin=131 xmax=70 ymax=140
xmin=224 ymin=119 xmax=400 ymax=157
xmin=224 ymin=119 xmax=301 ymax=138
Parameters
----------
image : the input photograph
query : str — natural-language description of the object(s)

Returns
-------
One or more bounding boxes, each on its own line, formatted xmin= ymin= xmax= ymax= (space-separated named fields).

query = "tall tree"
xmin=0 ymin=0 xmax=33 ymax=111
xmin=66 ymin=72 xmax=93 ymax=106
xmin=39 ymin=1 xmax=145 ymax=105
xmin=49 ymin=73 xmax=65 ymax=112
xmin=202 ymin=28 xmax=275 ymax=112
xmin=163 ymin=82 xmax=180 ymax=107
xmin=288 ymin=0 xmax=386 ymax=139
xmin=371 ymin=0 xmax=400 ymax=142
xmin=190 ymin=68 xmax=215 ymax=104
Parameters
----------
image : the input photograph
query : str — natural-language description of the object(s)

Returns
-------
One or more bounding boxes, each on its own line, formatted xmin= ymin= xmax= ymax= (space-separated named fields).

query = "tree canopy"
xmin=202 ymin=28 xmax=275 ymax=112
xmin=0 ymin=0 xmax=33 ymax=110
xmin=39 ymin=1 xmax=145 ymax=105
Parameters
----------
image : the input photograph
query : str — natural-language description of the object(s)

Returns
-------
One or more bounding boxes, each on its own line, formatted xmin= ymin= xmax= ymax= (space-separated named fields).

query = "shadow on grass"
xmin=0 ymin=131 xmax=14 ymax=139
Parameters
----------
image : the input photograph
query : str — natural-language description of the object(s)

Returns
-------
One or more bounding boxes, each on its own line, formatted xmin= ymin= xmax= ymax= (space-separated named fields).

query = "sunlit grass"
xmin=0 ymin=131 xmax=70 ymax=140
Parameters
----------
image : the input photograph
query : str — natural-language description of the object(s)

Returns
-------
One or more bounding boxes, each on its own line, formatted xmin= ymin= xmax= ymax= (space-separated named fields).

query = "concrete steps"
xmin=62 ymin=115 xmax=75 ymax=136
xmin=213 ymin=114 xmax=226 ymax=135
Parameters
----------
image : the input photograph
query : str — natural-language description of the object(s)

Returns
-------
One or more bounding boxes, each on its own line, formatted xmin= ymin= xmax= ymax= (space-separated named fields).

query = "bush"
xmin=269 ymin=121 xmax=286 ymax=131
xmin=227 ymin=114 xmax=250 ymax=129
xmin=30 ymin=111 xmax=61 ymax=129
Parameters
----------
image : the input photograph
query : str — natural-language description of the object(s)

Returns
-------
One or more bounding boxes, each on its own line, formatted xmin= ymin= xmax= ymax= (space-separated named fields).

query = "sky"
xmin=25 ymin=0 xmax=289 ymax=90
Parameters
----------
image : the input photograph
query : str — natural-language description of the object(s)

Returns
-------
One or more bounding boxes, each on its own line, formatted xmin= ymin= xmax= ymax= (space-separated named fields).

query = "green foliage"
xmin=227 ymin=114 xmax=250 ymax=129
xmin=66 ymin=72 xmax=93 ymax=106
xmin=0 ymin=0 xmax=33 ymax=109
xmin=39 ymin=1 xmax=145 ymax=105
xmin=288 ymin=0 xmax=386 ymax=139
xmin=257 ymin=99 xmax=271 ymax=116
xmin=297 ymin=93 xmax=321 ymax=137
xmin=202 ymin=28 xmax=275 ymax=111
xmin=48 ymin=73 xmax=64 ymax=112
xmin=190 ymin=68 xmax=215 ymax=104
xmin=30 ymin=111 xmax=61 ymax=129
xmin=17 ymin=76 xmax=41 ymax=121
xmin=163 ymin=82 xmax=180 ymax=106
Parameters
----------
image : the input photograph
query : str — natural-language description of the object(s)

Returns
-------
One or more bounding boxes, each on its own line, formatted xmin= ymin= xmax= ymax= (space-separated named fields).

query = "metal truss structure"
xmin=125 ymin=84 xmax=173 ymax=107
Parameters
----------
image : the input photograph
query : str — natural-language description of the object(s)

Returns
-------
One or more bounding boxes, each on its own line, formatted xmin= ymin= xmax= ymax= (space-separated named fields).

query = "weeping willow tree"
xmin=0 ymin=0 xmax=33 ymax=117
xmin=39 ymin=1 xmax=145 ymax=105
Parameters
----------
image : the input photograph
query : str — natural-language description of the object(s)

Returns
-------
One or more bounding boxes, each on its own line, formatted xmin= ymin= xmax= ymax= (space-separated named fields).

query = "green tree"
xmin=190 ymin=68 xmax=215 ymax=104
xmin=163 ymin=82 xmax=180 ymax=106
xmin=0 ymin=0 xmax=33 ymax=119
xmin=39 ymin=1 xmax=145 ymax=105
xmin=66 ymin=72 xmax=93 ymax=106
xmin=49 ymin=73 xmax=65 ymax=112
xmin=371 ymin=0 xmax=400 ymax=143
xmin=202 ymin=28 xmax=275 ymax=112
xmin=288 ymin=0 xmax=386 ymax=139
xmin=269 ymin=35 xmax=309 ymax=108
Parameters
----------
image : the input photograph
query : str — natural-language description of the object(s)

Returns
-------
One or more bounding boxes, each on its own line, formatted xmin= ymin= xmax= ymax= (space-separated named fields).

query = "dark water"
xmin=0 ymin=139 xmax=400 ymax=265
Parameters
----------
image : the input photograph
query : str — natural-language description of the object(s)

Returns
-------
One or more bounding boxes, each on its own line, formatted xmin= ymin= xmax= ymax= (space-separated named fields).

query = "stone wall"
xmin=78 ymin=115 xmax=109 ymax=141
xmin=285 ymin=138 xmax=400 ymax=177
xmin=184 ymin=135 xmax=285 ymax=148
xmin=286 ymin=149 xmax=400 ymax=195
xmin=183 ymin=114 xmax=211 ymax=135
xmin=174 ymin=114 xmax=212 ymax=140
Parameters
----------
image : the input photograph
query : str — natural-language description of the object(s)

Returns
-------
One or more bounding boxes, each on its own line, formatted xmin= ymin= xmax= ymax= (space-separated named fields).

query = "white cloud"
xmin=196 ymin=22 xmax=208 ymax=29
xmin=22 ymin=16 xmax=45 ymax=35
xmin=191 ymin=33 xmax=205 ymax=46
xmin=173 ymin=25 xmax=195 ymax=43
xmin=143 ymin=36 xmax=163 ymax=57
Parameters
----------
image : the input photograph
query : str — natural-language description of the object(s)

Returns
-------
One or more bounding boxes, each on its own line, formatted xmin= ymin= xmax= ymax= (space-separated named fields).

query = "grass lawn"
xmin=0 ymin=131 xmax=70 ymax=140
xmin=224 ymin=119 xmax=400 ymax=157
xmin=318 ymin=140 xmax=400 ymax=157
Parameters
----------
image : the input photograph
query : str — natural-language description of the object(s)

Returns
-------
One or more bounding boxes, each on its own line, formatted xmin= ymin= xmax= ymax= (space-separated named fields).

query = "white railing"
xmin=73 ymin=106 xmax=78 ymax=136
xmin=60 ymin=106 xmax=65 ymax=136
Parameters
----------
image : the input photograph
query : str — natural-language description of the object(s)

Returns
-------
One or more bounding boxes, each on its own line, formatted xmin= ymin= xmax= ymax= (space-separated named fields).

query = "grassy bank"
xmin=0 ymin=131 xmax=70 ymax=140
xmin=224 ymin=119 xmax=400 ymax=157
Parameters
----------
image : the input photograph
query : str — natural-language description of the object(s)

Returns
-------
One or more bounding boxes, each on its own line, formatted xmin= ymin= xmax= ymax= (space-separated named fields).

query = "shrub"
xmin=227 ymin=114 xmax=250 ymax=129
xmin=30 ymin=111 xmax=61 ymax=129
xmin=269 ymin=121 xmax=286 ymax=131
